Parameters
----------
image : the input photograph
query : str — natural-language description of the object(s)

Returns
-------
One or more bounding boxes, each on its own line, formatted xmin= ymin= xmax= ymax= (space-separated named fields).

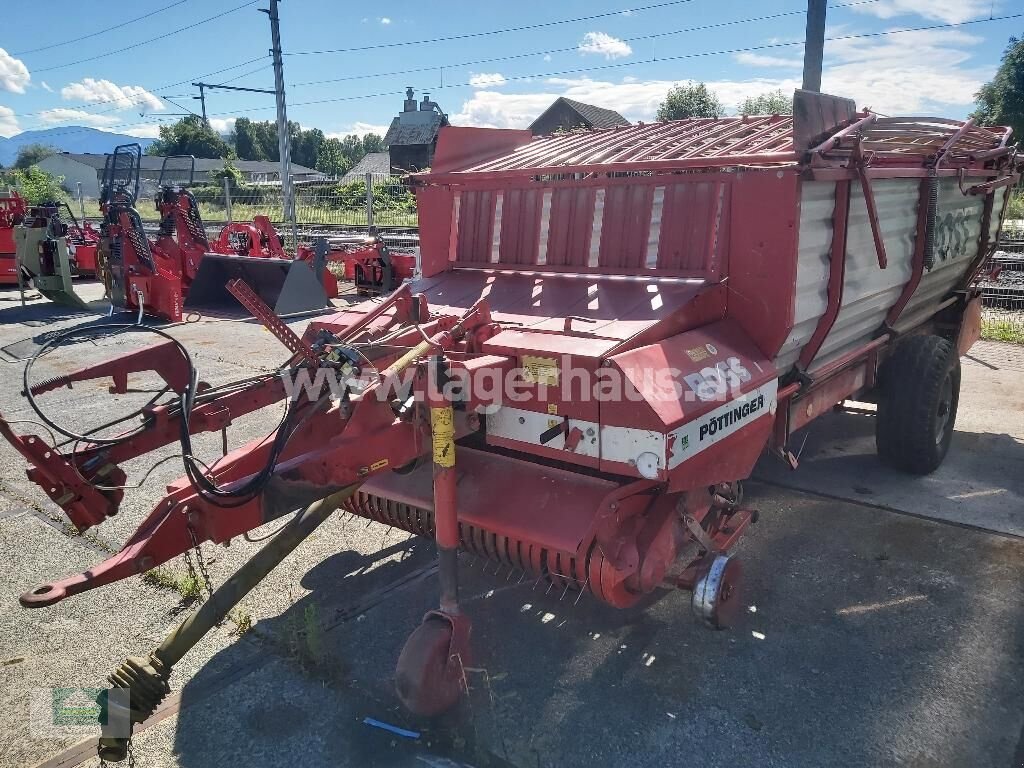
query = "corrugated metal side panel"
xmin=498 ymin=187 xmax=543 ymax=265
xmin=774 ymin=181 xmax=834 ymax=372
xmin=656 ymin=181 xmax=717 ymax=272
xmin=599 ymin=184 xmax=654 ymax=270
xmin=895 ymin=176 xmax=986 ymax=333
xmin=810 ymin=178 xmax=918 ymax=370
xmin=547 ymin=187 xmax=596 ymax=268
xmin=455 ymin=189 xmax=495 ymax=264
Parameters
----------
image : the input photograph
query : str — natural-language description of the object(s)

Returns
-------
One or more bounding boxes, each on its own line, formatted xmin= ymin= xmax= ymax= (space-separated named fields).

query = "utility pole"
xmin=192 ymin=82 xmax=208 ymax=124
xmin=261 ymin=0 xmax=297 ymax=248
xmin=802 ymin=0 xmax=826 ymax=92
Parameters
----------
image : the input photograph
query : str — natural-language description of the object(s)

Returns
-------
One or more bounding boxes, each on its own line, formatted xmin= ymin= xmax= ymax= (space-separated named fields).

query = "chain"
xmin=185 ymin=522 xmax=215 ymax=601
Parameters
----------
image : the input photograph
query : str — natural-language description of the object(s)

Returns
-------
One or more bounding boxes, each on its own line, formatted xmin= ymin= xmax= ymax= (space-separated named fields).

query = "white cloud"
xmin=469 ymin=72 xmax=507 ymax=88
xmin=102 ymin=123 xmax=162 ymax=139
xmin=327 ymin=122 xmax=391 ymax=139
xmin=851 ymin=0 xmax=991 ymax=24
xmin=208 ymin=117 xmax=236 ymax=134
xmin=543 ymin=54 xmax=552 ymax=62
xmin=61 ymin=78 xmax=164 ymax=112
xmin=38 ymin=108 xmax=119 ymax=126
xmin=578 ymin=32 xmax=632 ymax=60
xmin=822 ymin=28 xmax=987 ymax=112
xmin=0 ymin=105 xmax=19 ymax=137
xmin=453 ymin=25 xmax=989 ymax=130
xmin=0 ymin=48 xmax=30 ymax=94
xmin=40 ymin=81 xmax=53 ymax=92
xmin=379 ymin=16 xmax=391 ymax=24
xmin=735 ymin=52 xmax=802 ymax=68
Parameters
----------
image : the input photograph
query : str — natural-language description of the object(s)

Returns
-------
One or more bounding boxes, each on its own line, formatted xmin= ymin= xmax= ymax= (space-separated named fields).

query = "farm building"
xmin=37 ymin=153 xmax=321 ymax=198
xmin=529 ymin=97 xmax=630 ymax=135
xmin=383 ymin=88 xmax=448 ymax=172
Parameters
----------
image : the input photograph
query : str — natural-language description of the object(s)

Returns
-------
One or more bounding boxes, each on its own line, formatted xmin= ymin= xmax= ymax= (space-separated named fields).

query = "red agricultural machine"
xmin=100 ymin=146 xmax=334 ymax=321
xmin=0 ymin=91 xmax=1019 ymax=761
xmin=0 ymin=190 xmax=27 ymax=285
xmin=327 ymin=231 xmax=417 ymax=295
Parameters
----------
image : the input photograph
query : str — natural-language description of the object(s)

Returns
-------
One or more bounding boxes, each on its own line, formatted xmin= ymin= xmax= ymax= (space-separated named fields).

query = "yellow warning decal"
xmin=431 ymin=406 xmax=456 ymax=468
xmin=547 ymin=403 xmax=558 ymax=415
xmin=369 ymin=459 xmax=389 ymax=472
xmin=686 ymin=346 xmax=709 ymax=363
xmin=522 ymin=355 xmax=560 ymax=386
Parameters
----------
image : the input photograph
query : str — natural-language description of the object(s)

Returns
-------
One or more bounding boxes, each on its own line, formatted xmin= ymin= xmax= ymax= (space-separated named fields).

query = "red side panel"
xmin=726 ymin=169 xmax=801 ymax=358
xmin=416 ymin=186 xmax=455 ymax=278
xmin=499 ymin=187 xmax=543 ymax=266
xmin=428 ymin=126 xmax=533 ymax=174
xmin=599 ymin=184 xmax=654 ymax=270
xmin=547 ymin=188 xmax=595 ymax=268
xmin=455 ymin=189 xmax=495 ymax=264
xmin=657 ymin=181 xmax=726 ymax=272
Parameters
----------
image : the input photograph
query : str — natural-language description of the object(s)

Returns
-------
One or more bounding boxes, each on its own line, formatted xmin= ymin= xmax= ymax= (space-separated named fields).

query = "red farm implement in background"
xmin=0 ymin=91 xmax=1019 ymax=761
xmin=0 ymin=191 xmax=27 ymax=285
xmin=325 ymin=232 xmax=416 ymax=295
xmin=99 ymin=147 xmax=335 ymax=321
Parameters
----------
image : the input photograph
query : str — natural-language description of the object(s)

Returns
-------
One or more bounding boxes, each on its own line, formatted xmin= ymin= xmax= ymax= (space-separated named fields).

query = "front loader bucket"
xmin=184 ymin=255 xmax=331 ymax=316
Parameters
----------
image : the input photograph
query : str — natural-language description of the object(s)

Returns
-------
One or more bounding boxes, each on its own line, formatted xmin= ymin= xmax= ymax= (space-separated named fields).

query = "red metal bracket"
xmin=226 ymin=278 xmax=318 ymax=365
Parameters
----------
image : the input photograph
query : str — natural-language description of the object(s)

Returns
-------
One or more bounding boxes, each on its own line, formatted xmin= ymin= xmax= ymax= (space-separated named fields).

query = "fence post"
xmin=77 ymin=182 xmax=85 ymax=219
xmin=223 ymin=176 xmax=233 ymax=223
xmin=365 ymin=172 xmax=375 ymax=230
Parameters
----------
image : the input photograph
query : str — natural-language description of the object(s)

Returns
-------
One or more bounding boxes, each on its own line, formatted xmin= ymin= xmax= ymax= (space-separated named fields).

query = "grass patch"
xmin=143 ymin=566 xmax=202 ymax=600
xmin=981 ymin=317 xmax=1024 ymax=344
xmin=229 ymin=608 xmax=253 ymax=636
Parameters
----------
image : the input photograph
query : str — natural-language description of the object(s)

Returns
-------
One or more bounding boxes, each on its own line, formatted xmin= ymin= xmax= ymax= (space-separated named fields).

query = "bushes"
xmin=0 ymin=166 xmax=68 ymax=204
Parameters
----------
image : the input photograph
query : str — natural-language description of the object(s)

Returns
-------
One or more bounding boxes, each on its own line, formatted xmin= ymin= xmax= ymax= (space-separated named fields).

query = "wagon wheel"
xmin=691 ymin=554 xmax=744 ymax=630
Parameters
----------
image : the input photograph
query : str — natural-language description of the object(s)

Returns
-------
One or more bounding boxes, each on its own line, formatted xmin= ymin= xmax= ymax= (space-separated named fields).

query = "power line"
xmin=11 ymin=0 xmax=192 ymax=56
xmin=208 ymin=13 xmax=1022 ymax=118
xmin=31 ymin=0 xmax=261 ymax=74
xmin=286 ymin=0 xmax=699 ymax=56
xmin=286 ymin=3 xmax=872 ymax=90
xmin=14 ymin=59 xmax=267 ymax=120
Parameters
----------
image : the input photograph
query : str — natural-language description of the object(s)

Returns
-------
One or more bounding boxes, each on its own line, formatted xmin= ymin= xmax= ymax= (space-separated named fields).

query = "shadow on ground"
xmin=167 ymin=490 xmax=1024 ymax=768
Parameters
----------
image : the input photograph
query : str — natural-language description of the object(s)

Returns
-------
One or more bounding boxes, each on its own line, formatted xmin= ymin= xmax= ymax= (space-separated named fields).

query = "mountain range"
xmin=0 ymin=126 xmax=156 ymax=166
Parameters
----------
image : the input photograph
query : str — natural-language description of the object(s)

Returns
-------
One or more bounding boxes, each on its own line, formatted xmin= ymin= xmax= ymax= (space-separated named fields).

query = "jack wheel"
xmin=395 ymin=617 xmax=464 ymax=716
xmin=691 ymin=554 xmax=743 ymax=630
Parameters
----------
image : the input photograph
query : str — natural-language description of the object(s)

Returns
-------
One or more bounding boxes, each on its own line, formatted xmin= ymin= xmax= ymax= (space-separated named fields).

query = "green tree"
xmin=147 ymin=115 xmax=232 ymax=158
xmin=973 ymin=36 xmax=1024 ymax=142
xmin=362 ymin=133 xmax=385 ymax=155
xmin=656 ymin=82 xmax=725 ymax=121
xmin=233 ymin=117 xmax=271 ymax=161
xmin=211 ymin=158 xmax=244 ymax=189
xmin=0 ymin=166 xmax=67 ymax=203
xmin=737 ymin=89 xmax=794 ymax=116
xmin=315 ymin=138 xmax=352 ymax=176
xmin=15 ymin=143 xmax=56 ymax=169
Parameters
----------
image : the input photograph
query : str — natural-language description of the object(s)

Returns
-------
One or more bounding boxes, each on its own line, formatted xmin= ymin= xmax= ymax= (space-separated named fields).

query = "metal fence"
xmin=77 ymin=172 xmax=418 ymax=231
xmin=984 ymin=206 xmax=1024 ymax=344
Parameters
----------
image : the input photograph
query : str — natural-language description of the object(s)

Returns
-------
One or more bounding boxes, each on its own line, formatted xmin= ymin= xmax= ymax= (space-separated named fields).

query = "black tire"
xmin=875 ymin=334 xmax=960 ymax=475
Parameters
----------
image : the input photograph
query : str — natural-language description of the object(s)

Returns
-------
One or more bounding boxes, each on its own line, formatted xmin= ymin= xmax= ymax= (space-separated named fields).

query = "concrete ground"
xmin=0 ymin=281 xmax=1022 ymax=768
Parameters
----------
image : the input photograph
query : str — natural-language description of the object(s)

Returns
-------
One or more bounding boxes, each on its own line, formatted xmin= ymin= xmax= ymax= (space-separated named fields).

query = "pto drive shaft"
xmin=97 ymin=485 xmax=361 ymax=762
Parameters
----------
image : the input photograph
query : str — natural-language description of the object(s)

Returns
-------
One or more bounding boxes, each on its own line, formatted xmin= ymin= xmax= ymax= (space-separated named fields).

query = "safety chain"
xmin=184 ymin=522 xmax=215 ymax=602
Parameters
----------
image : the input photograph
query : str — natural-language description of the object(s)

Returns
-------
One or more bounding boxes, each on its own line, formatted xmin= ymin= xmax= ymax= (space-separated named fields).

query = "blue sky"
xmin=0 ymin=0 xmax=1019 ymax=141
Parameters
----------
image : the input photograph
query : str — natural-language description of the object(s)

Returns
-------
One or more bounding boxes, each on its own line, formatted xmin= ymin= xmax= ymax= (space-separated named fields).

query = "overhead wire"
xmin=11 ymin=0 xmax=192 ymax=56
xmin=207 ymin=12 xmax=1024 ymax=118
xmin=31 ymin=0 xmax=262 ymax=74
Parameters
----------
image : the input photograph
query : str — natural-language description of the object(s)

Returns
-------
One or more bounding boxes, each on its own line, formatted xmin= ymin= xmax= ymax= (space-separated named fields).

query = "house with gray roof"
xmin=529 ymin=97 xmax=631 ymax=136
xmin=384 ymin=88 xmax=449 ymax=172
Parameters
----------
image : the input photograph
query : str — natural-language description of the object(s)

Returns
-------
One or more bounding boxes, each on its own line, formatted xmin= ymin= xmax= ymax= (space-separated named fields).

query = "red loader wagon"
xmin=0 ymin=91 xmax=1019 ymax=761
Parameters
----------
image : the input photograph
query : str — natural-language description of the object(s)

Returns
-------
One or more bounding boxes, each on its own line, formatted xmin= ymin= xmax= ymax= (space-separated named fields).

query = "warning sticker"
xmin=431 ymin=406 xmax=456 ymax=468
xmin=522 ymin=355 xmax=560 ymax=386
xmin=369 ymin=459 xmax=389 ymax=472
xmin=686 ymin=346 xmax=710 ymax=363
